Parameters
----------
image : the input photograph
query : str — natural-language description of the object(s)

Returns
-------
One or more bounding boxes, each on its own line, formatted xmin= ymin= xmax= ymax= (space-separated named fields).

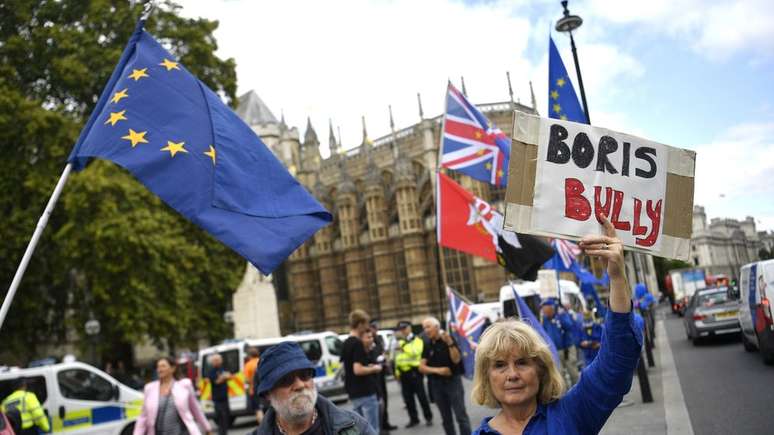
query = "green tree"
xmin=0 ymin=0 xmax=242 ymax=364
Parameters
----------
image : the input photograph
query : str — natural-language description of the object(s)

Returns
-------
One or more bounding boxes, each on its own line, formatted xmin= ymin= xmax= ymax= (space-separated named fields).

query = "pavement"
xmin=230 ymin=307 xmax=693 ymax=435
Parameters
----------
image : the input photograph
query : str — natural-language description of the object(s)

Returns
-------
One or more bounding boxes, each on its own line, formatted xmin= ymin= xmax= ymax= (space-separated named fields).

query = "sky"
xmin=176 ymin=0 xmax=774 ymax=232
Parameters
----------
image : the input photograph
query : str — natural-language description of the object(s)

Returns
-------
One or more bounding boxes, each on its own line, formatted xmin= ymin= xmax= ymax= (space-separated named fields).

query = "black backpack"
xmin=3 ymin=394 xmax=25 ymax=434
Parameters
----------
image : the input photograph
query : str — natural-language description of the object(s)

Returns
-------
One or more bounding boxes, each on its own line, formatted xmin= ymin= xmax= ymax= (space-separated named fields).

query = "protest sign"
xmin=537 ymin=270 xmax=560 ymax=299
xmin=504 ymin=113 xmax=695 ymax=260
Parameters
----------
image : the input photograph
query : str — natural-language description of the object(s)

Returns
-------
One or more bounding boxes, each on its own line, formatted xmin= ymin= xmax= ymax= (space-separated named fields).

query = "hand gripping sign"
xmin=503 ymin=113 xmax=695 ymax=260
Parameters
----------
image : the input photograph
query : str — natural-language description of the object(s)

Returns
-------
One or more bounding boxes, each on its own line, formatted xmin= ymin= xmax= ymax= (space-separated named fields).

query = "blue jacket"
xmin=474 ymin=310 xmax=643 ymax=435
xmin=579 ymin=321 xmax=603 ymax=365
xmin=634 ymin=283 xmax=655 ymax=311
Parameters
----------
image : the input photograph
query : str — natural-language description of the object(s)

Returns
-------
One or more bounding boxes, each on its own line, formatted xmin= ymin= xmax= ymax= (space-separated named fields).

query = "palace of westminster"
xmin=233 ymin=82 xmax=542 ymax=334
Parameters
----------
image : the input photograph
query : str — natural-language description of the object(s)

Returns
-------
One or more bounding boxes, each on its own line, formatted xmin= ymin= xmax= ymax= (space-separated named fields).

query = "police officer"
xmin=394 ymin=321 xmax=433 ymax=428
xmin=1 ymin=377 xmax=50 ymax=435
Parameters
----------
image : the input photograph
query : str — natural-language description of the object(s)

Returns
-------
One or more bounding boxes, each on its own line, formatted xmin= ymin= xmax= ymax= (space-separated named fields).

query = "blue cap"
xmin=540 ymin=297 xmax=558 ymax=307
xmin=257 ymin=341 xmax=315 ymax=395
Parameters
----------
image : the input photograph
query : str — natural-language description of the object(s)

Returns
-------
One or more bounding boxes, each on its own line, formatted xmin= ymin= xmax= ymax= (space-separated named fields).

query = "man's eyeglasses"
xmin=276 ymin=368 xmax=315 ymax=388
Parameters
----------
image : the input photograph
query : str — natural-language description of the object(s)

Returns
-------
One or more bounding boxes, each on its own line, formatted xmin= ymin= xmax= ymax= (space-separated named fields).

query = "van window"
xmin=201 ymin=349 xmax=240 ymax=377
xmin=298 ymin=340 xmax=322 ymax=362
xmin=57 ymin=369 xmax=113 ymax=401
xmin=764 ymin=263 xmax=774 ymax=282
xmin=0 ymin=376 xmax=47 ymax=404
xmin=325 ymin=336 xmax=343 ymax=357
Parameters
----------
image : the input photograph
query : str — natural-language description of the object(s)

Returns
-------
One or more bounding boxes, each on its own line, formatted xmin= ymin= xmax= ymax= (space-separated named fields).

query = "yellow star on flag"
xmin=474 ymin=130 xmax=483 ymax=139
xmin=553 ymin=103 xmax=562 ymax=114
xmin=110 ymin=88 xmax=129 ymax=104
xmin=560 ymin=115 xmax=568 ymax=121
xmin=121 ymin=129 xmax=148 ymax=147
xmin=550 ymin=90 xmax=559 ymax=100
xmin=161 ymin=140 xmax=188 ymax=157
xmin=485 ymin=162 xmax=493 ymax=170
xmin=105 ymin=110 xmax=127 ymax=126
xmin=204 ymin=145 xmax=216 ymax=165
xmin=128 ymin=68 xmax=149 ymax=81
xmin=159 ymin=58 xmax=180 ymax=71
xmin=476 ymin=149 xmax=486 ymax=156
xmin=556 ymin=77 xmax=566 ymax=87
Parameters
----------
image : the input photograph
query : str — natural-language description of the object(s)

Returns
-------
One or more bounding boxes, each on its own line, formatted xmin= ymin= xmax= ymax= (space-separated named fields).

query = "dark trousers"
xmin=399 ymin=369 xmax=433 ymax=423
xmin=428 ymin=376 xmax=471 ymax=435
xmin=378 ymin=371 xmax=393 ymax=428
xmin=214 ymin=399 xmax=230 ymax=435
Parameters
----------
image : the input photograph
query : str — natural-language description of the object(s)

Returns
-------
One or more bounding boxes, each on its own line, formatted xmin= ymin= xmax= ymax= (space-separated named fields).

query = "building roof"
xmin=236 ymin=90 xmax=278 ymax=126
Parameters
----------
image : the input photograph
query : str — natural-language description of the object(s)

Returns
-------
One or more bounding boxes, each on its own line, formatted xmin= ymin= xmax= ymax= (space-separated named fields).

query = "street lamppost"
xmin=555 ymin=0 xmax=591 ymax=123
xmin=84 ymin=317 xmax=100 ymax=366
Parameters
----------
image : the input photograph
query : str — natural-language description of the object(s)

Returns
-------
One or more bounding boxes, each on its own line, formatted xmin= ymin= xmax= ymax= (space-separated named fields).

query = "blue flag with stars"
xmin=548 ymin=36 xmax=588 ymax=123
xmin=67 ymin=18 xmax=332 ymax=274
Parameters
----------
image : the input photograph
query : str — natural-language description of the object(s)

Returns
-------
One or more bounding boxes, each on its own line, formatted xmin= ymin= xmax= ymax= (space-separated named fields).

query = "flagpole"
xmin=434 ymin=82 xmax=452 ymax=320
xmin=0 ymin=163 xmax=73 ymax=330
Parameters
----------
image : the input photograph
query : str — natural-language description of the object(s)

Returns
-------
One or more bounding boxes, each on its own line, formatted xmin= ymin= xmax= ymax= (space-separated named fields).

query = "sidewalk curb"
xmin=657 ymin=320 xmax=694 ymax=435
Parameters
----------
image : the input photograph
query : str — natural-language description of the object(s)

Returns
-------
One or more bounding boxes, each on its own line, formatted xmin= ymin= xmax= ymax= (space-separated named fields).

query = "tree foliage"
xmin=0 ymin=0 xmax=242 ymax=363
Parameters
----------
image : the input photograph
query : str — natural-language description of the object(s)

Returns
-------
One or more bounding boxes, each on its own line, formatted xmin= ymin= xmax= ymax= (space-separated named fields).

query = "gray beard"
xmin=270 ymin=387 xmax=318 ymax=425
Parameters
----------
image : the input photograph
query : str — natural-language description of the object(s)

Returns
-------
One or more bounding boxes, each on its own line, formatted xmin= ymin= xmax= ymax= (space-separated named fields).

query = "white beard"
xmin=270 ymin=386 xmax=318 ymax=425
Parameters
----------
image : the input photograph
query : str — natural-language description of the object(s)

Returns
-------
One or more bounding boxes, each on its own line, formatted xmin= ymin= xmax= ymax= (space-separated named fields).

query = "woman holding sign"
xmin=471 ymin=216 xmax=642 ymax=435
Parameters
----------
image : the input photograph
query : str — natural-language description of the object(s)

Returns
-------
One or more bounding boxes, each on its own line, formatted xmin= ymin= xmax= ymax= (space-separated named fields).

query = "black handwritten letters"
xmin=546 ymin=123 xmax=663 ymax=247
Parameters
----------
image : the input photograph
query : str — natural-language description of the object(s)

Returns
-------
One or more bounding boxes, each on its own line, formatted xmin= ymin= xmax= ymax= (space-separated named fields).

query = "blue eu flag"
xmin=511 ymin=286 xmax=561 ymax=367
xmin=68 ymin=19 xmax=332 ymax=274
xmin=548 ymin=36 xmax=588 ymax=124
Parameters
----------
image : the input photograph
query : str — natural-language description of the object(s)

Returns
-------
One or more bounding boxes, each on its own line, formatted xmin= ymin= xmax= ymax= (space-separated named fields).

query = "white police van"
xmin=197 ymin=331 xmax=346 ymax=420
xmin=0 ymin=361 xmax=143 ymax=434
xmin=739 ymin=259 xmax=774 ymax=364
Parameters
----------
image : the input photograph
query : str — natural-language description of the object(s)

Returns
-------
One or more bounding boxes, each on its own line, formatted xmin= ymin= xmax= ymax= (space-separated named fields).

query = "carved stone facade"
xmin=690 ymin=205 xmax=764 ymax=279
xmin=236 ymin=89 xmax=537 ymax=333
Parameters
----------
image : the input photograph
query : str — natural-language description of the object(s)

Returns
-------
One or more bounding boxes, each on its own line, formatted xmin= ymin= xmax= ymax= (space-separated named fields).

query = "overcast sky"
xmin=176 ymin=0 xmax=774 ymax=232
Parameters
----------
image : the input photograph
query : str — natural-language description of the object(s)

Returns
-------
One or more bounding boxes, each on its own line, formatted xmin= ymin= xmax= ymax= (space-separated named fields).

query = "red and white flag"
xmin=437 ymin=172 xmax=503 ymax=261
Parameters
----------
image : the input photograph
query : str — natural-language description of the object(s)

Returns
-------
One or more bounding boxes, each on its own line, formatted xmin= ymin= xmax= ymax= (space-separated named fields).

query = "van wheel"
xmin=121 ymin=423 xmax=135 ymax=435
xmin=742 ymin=333 xmax=756 ymax=352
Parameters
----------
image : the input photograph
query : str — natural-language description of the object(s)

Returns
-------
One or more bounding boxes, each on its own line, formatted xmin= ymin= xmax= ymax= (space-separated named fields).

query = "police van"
xmin=739 ymin=259 xmax=774 ymax=364
xmin=0 ymin=361 xmax=143 ymax=434
xmin=197 ymin=331 xmax=346 ymax=420
xmin=500 ymin=277 xmax=588 ymax=320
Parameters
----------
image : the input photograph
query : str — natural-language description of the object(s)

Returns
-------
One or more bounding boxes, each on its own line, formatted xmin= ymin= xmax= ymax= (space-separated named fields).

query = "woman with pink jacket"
xmin=134 ymin=357 xmax=213 ymax=435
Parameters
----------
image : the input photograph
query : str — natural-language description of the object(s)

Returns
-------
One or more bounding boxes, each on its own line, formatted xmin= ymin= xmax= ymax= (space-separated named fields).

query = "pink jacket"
xmin=133 ymin=378 xmax=212 ymax=435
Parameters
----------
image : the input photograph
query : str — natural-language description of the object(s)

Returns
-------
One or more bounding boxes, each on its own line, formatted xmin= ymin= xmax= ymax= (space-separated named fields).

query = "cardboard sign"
xmin=537 ymin=270 xmax=560 ymax=299
xmin=504 ymin=113 xmax=695 ymax=261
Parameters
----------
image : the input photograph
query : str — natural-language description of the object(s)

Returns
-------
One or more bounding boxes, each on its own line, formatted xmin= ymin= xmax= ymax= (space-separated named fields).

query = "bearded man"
xmin=253 ymin=342 xmax=376 ymax=435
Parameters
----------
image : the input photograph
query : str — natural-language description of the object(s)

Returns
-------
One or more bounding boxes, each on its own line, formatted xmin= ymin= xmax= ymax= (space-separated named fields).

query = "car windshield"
xmin=697 ymin=291 xmax=729 ymax=307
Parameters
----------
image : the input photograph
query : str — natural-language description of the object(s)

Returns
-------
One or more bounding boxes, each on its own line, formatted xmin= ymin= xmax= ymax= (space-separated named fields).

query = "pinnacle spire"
xmin=506 ymin=71 xmax=514 ymax=106
xmin=529 ymin=81 xmax=537 ymax=111
xmin=361 ymin=115 xmax=371 ymax=147
xmin=389 ymin=105 xmax=395 ymax=131
xmin=304 ymin=116 xmax=318 ymax=145
xmin=461 ymin=76 xmax=468 ymax=97
xmin=328 ymin=118 xmax=339 ymax=155
xmin=417 ymin=92 xmax=424 ymax=120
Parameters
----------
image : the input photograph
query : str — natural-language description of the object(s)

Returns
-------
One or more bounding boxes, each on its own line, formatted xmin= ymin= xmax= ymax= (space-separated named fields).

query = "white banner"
xmin=532 ymin=118 xmax=668 ymax=252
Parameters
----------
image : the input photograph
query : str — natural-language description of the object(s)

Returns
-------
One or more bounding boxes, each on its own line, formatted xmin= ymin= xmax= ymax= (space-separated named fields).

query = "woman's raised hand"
xmin=579 ymin=214 xmax=631 ymax=313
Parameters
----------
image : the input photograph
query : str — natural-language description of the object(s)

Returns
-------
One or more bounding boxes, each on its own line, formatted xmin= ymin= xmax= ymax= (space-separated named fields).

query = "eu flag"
xmin=510 ymin=286 xmax=561 ymax=367
xmin=548 ymin=36 xmax=587 ymax=124
xmin=67 ymin=19 xmax=332 ymax=274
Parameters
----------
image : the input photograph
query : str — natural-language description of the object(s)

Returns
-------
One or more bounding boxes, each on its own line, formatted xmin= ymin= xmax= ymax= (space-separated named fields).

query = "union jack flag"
xmin=447 ymin=287 xmax=487 ymax=378
xmin=544 ymin=238 xmax=581 ymax=271
xmin=440 ymin=83 xmax=511 ymax=186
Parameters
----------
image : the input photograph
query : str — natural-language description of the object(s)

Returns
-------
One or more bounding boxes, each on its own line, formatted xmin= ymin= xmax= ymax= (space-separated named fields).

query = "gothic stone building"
xmin=236 ymin=89 xmax=538 ymax=333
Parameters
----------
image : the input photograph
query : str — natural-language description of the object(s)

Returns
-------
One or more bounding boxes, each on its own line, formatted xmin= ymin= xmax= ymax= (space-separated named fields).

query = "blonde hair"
xmin=471 ymin=320 xmax=565 ymax=408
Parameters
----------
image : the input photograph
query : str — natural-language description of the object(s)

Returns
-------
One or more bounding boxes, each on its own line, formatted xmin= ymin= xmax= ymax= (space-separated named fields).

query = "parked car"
xmin=739 ymin=259 xmax=774 ymax=364
xmin=683 ymin=286 xmax=741 ymax=344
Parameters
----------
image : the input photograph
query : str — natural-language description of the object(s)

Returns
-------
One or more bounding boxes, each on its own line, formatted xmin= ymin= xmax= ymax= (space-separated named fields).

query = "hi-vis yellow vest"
xmin=395 ymin=336 xmax=424 ymax=374
xmin=1 ymin=390 xmax=50 ymax=432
